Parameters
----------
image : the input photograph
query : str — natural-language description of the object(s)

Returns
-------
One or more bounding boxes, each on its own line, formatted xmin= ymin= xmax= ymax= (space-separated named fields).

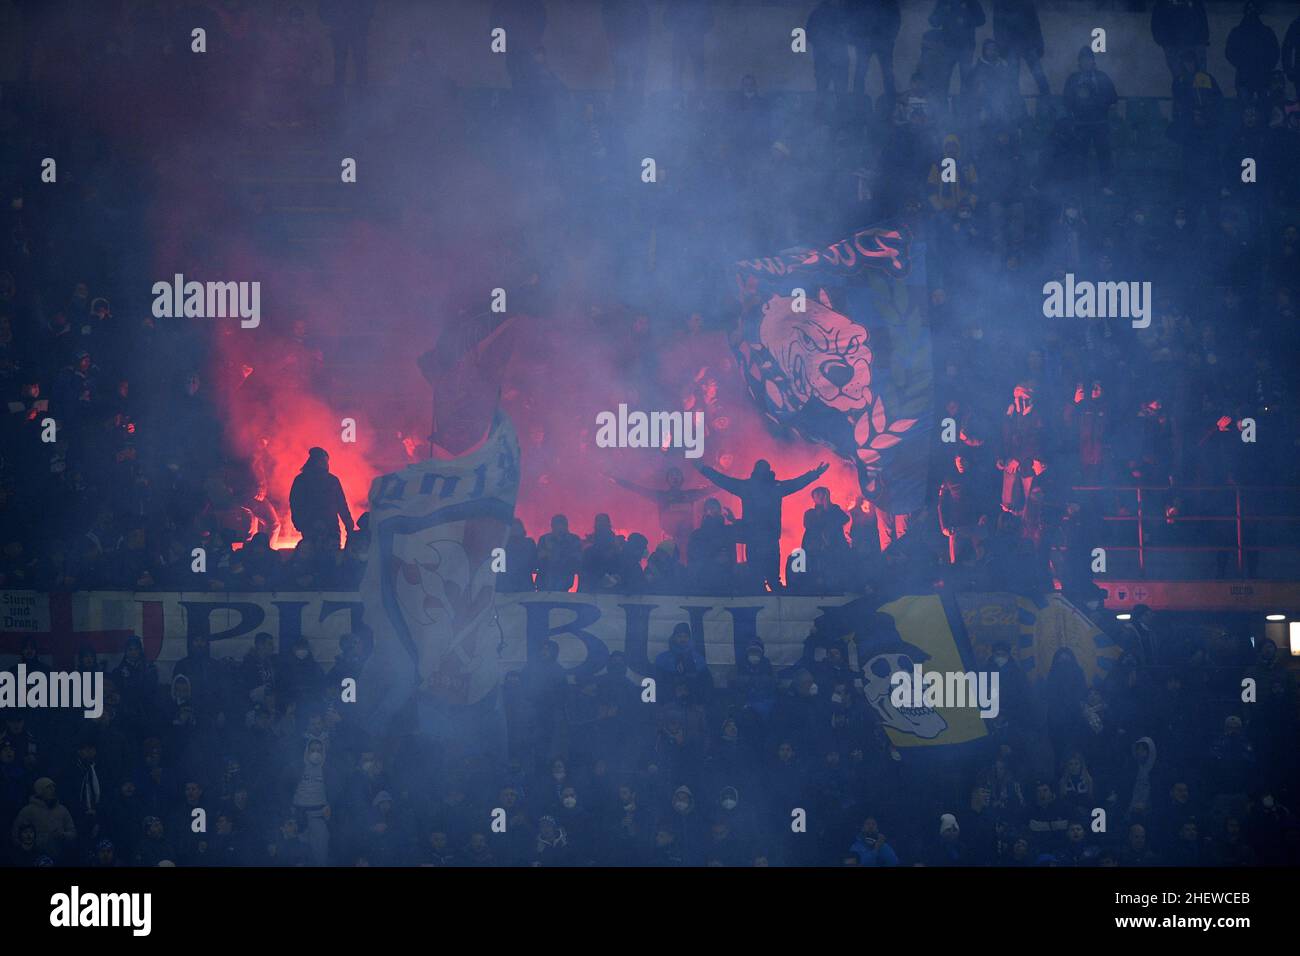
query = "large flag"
xmin=357 ymin=410 xmax=520 ymax=756
xmin=956 ymin=591 xmax=1121 ymax=687
xmin=804 ymin=589 xmax=1116 ymax=750
xmin=734 ymin=222 xmax=934 ymax=515
xmin=811 ymin=593 xmax=991 ymax=750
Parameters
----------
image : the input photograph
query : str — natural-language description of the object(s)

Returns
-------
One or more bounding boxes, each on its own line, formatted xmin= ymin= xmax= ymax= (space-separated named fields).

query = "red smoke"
xmin=201 ymin=235 xmax=863 ymax=567
xmin=138 ymin=134 xmax=860 ymax=576
xmin=169 ymin=217 xmax=862 ymax=568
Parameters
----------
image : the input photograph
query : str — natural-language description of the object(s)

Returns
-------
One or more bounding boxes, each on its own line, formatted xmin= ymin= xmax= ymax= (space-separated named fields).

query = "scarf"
xmin=80 ymin=760 xmax=101 ymax=814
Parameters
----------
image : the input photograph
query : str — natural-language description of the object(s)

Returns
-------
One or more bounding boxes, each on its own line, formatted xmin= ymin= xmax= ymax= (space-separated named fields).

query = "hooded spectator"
xmin=289 ymin=447 xmax=354 ymax=550
xmin=11 ymin=777 xmax=77 ymax=861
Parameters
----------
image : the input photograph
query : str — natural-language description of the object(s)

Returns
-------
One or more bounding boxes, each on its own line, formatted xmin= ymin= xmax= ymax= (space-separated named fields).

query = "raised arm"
xmin=696 ymin=464 xmax=747 ymax=496
xmin=777 ymin=462 xmax=829 ymax=496
xmin=608 ymin=475 xmax=659 ymax=500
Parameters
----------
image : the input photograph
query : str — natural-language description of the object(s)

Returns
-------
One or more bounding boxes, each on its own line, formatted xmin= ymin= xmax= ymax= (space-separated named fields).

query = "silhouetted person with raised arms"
xmin=695 ymin=459 xmax=828 ymax=592
xmin=608 ymin=466 xmax=710 ymax=555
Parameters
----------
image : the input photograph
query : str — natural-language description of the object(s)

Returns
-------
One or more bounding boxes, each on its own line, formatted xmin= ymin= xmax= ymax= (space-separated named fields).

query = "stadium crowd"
xmin=3 ymin=1 xmax=1299 ymax=595
xmin=2 ymin=590 xmax=1297 ymax=866
xmin=1 ymin=0 xmax=1298 ymax=866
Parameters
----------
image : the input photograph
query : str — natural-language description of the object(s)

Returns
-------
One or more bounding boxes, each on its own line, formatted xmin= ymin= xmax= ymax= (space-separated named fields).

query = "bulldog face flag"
xmin=358 ymin=410 xmax=520 ymax=752
xmin=734 ymin=222 xmax=934 ymax=514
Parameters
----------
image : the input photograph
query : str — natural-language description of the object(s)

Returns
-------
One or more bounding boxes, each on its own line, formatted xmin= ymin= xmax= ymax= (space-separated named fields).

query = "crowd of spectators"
xmin=1 ymin=1 xmax=1299 ymax=866
xmin=4 ymin=1 xmax=1299 ymax=596
xmin=3 ymin=591 xmax=1296 ymax=866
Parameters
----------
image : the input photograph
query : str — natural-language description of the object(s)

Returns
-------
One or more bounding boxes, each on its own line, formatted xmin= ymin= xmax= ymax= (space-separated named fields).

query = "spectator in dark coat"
xmin=536 ymin=515 xmax=583 ymax=591
xmin=1283 ymin=13 xmax=1300 ymax=97
xmin=654 ymin=623 xmax=713 ymax=699
xmin=847 ymin=0 xmax=899 ymax=101
xmin=602 ymin=0 xmax=650 ymax=99
xmin=288 ymin=447 xmax=354 ymax=550
xmin=1225 ymin=2 xmax=1280 ymax=105
xmin=998 ymin=383 xmax=1046 ymax=514
xmin=1151 ymin=0 xmax=1209 ymax=82
xmin=317 ymin=0 xmax=376 ymax=87
xmin=924 ymin=0 xmax=986 ymax=94
xmin=993 ymin=0 xmax=1048 ymax=95
xmin=807 ymin=0 xmax=851 ymax=93
xmin=1062 ymin=47 xmax=1119 ymax=191
xmin=501 ymin=518 xmax=538 ymax=591
xmin=276 ymin=636 xmax=326 ymax=709
xmin=696 ymin=459 xmax=828 ymax=592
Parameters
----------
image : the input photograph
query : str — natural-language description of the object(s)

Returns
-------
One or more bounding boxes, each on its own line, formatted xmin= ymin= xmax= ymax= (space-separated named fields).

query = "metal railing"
xmin=1067 ymin=485 xmax=1300 ymax=578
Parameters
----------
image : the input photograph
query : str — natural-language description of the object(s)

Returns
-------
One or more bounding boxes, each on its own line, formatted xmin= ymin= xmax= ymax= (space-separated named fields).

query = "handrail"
xmin=1066 ymin=485 xmax=1300 ymax=578
xmin=1069 ymin=486 xmax=1300 ymax=492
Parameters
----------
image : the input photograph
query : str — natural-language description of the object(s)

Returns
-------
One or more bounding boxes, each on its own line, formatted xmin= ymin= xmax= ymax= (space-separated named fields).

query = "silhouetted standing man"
xmin=993 ymin=0 xmax=1049 ymax=95
xmin=1151 ymin=0 xmax=1209 ymax=83
xmin=926 ymin=0 xmax=986 ymax=95
xmin=808 ymin=0 xmax=851 ymax=93
xmin=318 ymin=0 xmax=376 ymax=88
xmin=696 ymin=459 xmax=828 ymax=592
xmin=848 ymin=0 xmax=900 ymax=102
xmin=289 ymin=447 xmax=354 ymax=550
